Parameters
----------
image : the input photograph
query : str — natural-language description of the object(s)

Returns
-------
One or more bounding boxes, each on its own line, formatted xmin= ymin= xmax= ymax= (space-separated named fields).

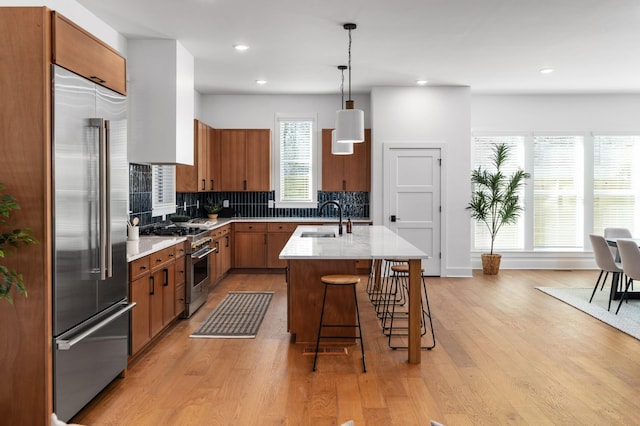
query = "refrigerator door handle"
xmin=56 ymin=302 xmax=136 ymax=351
xmin=90 ymin=118 xmax=112 ymax=279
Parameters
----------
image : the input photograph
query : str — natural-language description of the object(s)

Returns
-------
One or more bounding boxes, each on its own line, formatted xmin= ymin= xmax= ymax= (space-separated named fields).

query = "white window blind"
xmin=151 ymin=165 xmax=176 ymax=217
xmin=278 ymin=119 xmax=314 ymax=203
xmin=472 ymin=136 xmax=526 ymax=250
xmin=533 ymin=135 xmax=584 ymax=248
xmin=593 ymin=135 xmax=640 ymax=236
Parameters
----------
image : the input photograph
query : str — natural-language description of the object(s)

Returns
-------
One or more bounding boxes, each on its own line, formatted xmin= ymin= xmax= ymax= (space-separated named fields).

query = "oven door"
xmin=184 ymin=246 xmax=216 ymax=317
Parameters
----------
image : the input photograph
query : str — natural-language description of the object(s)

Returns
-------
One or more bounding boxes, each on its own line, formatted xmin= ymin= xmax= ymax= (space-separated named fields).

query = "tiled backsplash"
xmin=129 ymin=163 xmax=369 ymax=227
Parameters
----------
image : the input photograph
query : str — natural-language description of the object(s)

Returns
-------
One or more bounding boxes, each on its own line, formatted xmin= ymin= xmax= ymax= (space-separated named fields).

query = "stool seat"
xmin=322 ymin=275 xmax=360 ymax=285
xmin=390 ymin=264 xmax=424 ymax=274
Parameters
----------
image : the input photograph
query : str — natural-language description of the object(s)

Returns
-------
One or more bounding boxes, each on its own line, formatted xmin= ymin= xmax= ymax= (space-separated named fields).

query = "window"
xmin=151 ymin=165 xmax=176 ymax=217
xmin=275 ymin=114 xmax=317 ymax=207
xmin=472 ymin=135 xmax=526 ymax=251
xmin=593 ymin=135 xmax=640 ymax=235
xmin=533 ymin=135 xmax=584 ymax=248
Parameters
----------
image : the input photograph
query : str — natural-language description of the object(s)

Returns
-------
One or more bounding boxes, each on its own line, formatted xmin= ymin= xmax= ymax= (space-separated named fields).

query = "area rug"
xmin=536 ymin=287 xmax=640 ymax=340
xmin=190 ymin=291 xmax=273 ymax=338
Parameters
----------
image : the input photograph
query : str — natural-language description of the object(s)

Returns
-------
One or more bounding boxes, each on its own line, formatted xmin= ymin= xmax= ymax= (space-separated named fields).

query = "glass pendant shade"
xmin=331 ymin=129 xmax=353 ymax=155
xmin=335 ymin=101 xmax=364 ymax=143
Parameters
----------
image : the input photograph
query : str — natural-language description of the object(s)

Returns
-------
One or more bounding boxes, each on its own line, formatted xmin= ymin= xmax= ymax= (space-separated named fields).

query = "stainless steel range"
xmin=142 ymin=224 xmax=216 ymax=317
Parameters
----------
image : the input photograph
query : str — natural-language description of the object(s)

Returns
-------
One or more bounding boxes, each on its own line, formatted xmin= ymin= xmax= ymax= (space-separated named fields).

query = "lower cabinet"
xmin=129 ymin=241 xmax=185 ymax=357
xmin=234 ymin=222 xmax=267 ymax=268
xmin=210 ymin=224 xmax=232 ymax=284
xmin=267 ymin=222 xmax=299 ymax=268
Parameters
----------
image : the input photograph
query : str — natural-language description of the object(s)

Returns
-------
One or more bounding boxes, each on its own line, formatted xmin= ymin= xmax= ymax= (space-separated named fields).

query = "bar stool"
xmin=313 ymin=275 xmax=366 ymax=373
xmin=368 ymin=259 xmax=408 ymax=319
xmin=381 ymin=264 xmax=435 ymax=350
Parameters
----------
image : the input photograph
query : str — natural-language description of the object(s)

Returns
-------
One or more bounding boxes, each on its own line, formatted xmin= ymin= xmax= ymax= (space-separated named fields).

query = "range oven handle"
xmin=56 ymin=302 xmax=136 ymax=351
xmin=192 ymin=247 xmax=217 ymax=259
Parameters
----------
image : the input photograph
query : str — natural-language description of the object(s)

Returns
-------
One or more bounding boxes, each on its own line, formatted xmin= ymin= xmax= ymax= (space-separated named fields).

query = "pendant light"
xmin=335 ymin=23 xmax=365 ymax=144
xmin=332 ymin=65 xmax=354 ymax=155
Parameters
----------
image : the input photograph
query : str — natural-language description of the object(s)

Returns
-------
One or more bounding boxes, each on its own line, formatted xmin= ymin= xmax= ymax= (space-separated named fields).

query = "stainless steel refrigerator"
xmin=52 ymin=65 xmax=134 ymax=422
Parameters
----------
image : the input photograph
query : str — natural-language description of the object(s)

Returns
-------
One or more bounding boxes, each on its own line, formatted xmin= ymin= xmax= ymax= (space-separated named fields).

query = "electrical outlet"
xmin=268 ymin=200 xmax=274 ymax=208
xmin=223 ymin=200 xmax=229 ymax=208
xmin=183 ymin=201 xmax=187 ymax=210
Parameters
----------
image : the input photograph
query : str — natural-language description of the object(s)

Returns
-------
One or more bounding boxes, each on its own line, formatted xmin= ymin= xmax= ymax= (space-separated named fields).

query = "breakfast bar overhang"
xmin=280 ymin=225 xmax=429 ymax=364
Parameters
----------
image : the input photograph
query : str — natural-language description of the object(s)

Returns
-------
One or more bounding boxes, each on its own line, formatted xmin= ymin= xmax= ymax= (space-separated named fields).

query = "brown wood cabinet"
xmin=52 ymin=11 xmax=126 ymax=95
xmin=0 ymin=8 xmax=127 ymax=422
xmin=212 ymin=225 xmax=232 ymax=283
xmin=322 ymin=128 xmax=371 ymax=191
xmin=233 ymin=222 xmax=268 ymax=268
xmin=219 ymin=129 xmax=271 ymax=191
xmin=129 ymin=242 xmax=184 ymax=357
xmin=267 ymin=223 xmax=299 ymax=268
xmin=176 ymin=119 xmax=219 ymax=192
xmin=175 ymin=243 xmax=186 ymax=317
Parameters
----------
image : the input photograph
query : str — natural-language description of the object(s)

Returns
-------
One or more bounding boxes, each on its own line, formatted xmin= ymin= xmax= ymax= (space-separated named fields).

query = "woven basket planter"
xmin=481 ymin=253 xmax=502 ymax=275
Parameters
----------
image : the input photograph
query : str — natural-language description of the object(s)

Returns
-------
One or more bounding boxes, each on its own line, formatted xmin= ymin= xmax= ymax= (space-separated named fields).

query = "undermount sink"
xmin=300 ymin=232 xmax=336 ymax=238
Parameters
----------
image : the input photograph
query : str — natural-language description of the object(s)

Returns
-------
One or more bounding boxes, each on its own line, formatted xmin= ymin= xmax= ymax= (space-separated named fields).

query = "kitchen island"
xmin=280 ymin=224 xmax=428 ymax=364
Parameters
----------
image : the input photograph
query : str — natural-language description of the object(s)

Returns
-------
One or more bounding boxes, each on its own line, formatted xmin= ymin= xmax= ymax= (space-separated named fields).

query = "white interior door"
xmin=385 ymin=146 xmax=441 ymax=276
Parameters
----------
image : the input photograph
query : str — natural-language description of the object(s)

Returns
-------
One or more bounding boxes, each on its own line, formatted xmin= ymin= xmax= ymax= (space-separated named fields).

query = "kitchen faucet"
xmin=319 ymin=200 xmax=343 ymax=235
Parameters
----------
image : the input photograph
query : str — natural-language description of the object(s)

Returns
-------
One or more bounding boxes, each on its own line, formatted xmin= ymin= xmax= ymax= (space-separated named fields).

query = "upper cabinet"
xmin=52 ymin=12 xmax=126 ymax=95
xmin=219 ymin=129 xmax=271 ymax=191
xmin=322 ymin=128 xmax=371 ymax=191
xmin=128 ymin=39 xmax=194 ymax=165
xmin=176 ymin=119 xmax=219 ymax=192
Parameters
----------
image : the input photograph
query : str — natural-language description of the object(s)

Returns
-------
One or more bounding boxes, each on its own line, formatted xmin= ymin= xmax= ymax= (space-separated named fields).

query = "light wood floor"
xmin=74 ymin=269 xmax=640 ymax=425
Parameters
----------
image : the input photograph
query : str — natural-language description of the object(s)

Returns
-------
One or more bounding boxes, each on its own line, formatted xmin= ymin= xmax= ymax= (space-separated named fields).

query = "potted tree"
xmin=204 ymin=199 xmax=223 ymax=220
xmin=467 ymin=144 xmax=530 ymax=275
xmin=1 ymin=183 xmax=38 ymax=303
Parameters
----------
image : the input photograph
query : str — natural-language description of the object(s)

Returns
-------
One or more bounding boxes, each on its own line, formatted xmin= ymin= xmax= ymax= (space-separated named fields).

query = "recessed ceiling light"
xmin=416 ymin=80 xmax=428 ymax=86
xmin=256 ymin=80 xmax=267 ymax=85
xmin=539 ymin=68 xmax=554 ymax=74
xmin=233 ymin=44 xmax=249 ymax=51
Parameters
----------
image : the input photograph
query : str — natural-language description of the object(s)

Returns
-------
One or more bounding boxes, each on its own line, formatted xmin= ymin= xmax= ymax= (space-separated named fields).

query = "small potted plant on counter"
xmin=467 ymin=143 xmax=529 ymax=275
xmin=204 ymin=199 xmax=222 ymax=219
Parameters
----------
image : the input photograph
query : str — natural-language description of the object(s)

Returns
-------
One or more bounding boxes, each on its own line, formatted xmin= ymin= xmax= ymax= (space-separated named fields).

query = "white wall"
xmin=200 ymin=94 xmax=370 ymax=129
xmin=1 ymin=0 xmax=127 ymax=54
xmin=371 ymin=86 xmax=472 ymax=277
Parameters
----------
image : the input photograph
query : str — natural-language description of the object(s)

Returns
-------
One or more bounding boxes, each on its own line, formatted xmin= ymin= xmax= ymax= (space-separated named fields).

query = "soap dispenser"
xmin=346 ymin=218 xmax=353 ymax=233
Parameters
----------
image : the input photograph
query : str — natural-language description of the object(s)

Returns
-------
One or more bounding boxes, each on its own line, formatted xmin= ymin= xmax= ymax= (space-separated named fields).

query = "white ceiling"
xmin=77 ymin=0 xmax=640 ymax=96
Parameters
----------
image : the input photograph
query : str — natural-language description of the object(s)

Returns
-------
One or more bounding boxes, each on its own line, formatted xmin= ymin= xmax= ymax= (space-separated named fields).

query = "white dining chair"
xmin=589 ymin=234 xmax=624 ymax=311
xmin=614 ymin=239 xmax=640 ymax=314
xmin=604 ymin=227 xmax=633 ymax=260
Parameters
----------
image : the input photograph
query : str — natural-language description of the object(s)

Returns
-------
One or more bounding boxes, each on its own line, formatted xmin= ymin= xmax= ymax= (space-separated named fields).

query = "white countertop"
xmin=126 ymin=236 xmax=187 ymax=262
xmin=126 ymin=217 xmax=371 ymax=262
xmin=279 ymin=225 xmax=428 ymax=260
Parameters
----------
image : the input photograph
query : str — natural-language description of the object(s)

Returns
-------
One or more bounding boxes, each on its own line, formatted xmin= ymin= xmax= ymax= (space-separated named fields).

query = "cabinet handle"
xmin=150 ymin=276 xmax=155 ymax=295
xmin=202 ymin=179 xmax=206 ymax=191
xmin=210 ymin=179 xmax=214 ymax=191
xmin=226 ymin=235 xmax=229 ymax=247
xmin=243 ymin=180 xmax=247 ymax=191
xmin=169 ymin=253 xmax=174 ymax=257
xmin=163 ymin=268 xmax=169 ymax=286
xmin=343 ymin=180 xmax=346 ymax=190
xmin=140 ymin=265 xmax=147 ymax=270
xmin=90 ymin=75 xmax=106 ymax=84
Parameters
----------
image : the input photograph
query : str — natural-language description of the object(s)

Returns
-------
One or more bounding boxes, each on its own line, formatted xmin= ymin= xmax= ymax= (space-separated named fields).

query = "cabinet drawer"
xmin=52 ymin=12 xmax=127 ymax=95
xmin=150 ymin=246 xmax=176 ymax=270
xmin=174 ymin=241 xmax=187 ymax=259
xmin=175 ymin=257 xmax=186 ymax=285
xmin=129 ymin=257 xmax=150 ymax=281
xmin=234 ymin=222 xmax=267 ymax=232
xmin=267 ymin=222 xmax=298 ymax=233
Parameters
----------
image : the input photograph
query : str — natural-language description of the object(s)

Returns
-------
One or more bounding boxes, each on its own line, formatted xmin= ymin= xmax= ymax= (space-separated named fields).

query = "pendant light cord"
xmin=348 ymin=27 xmax=352 ymax=101
xmin=340 ymin=67 xmax=345 ymax=108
